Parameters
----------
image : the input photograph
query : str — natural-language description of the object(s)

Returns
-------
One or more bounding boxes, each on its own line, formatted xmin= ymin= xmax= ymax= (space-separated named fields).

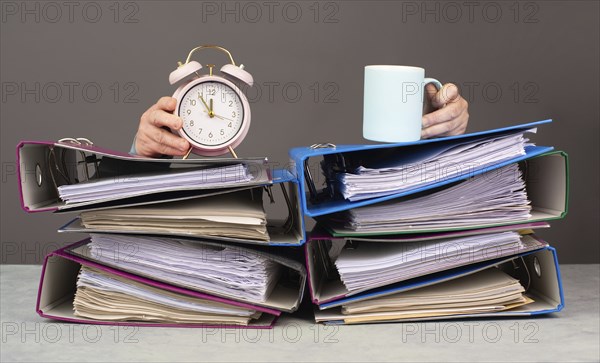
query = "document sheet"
xmin=74 ymin=266 xmax=261 ymax=325
xmin=334 ymin=231 xmax=543 ymax=294
xmin=86 ymin=234 xmax=281 ymax=302
xmin=337 ymin=130 xmax=533 ymax=201
xmin=327 ymin=163 xmax=530 ymax=235
xmin=58 ymin=164 xmax=254 ymax=203
xmin=80 ymin=190 xmax=269 ymax=241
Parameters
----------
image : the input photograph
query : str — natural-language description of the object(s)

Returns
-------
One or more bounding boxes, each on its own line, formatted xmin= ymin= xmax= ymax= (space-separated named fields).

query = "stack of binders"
xmin=289 ymin=119 xmax=568 ymax=324
xmin=18 ymin=140 xmax=307 ymax=328
xmin=18 ymin=119 xmax=567 ymax=328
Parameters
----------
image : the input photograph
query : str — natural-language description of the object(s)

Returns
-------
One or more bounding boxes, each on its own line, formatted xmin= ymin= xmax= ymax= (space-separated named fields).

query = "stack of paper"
xmin=327 ymin=163 xmax=531 ymax=235
xmin=74 ymin=266 xmax=261 ymax=325
xmin=337 ymin=130 xmax=533 ymax=201
xmin=87 ymin=234 xmax=281 ymax=302
xmin=334 ymin=231 xmax=543 ymax=294
xmin=58 ymin=163 xmax=253 ymax=204
xmin=80 ymin=190 xmax=269 ymax=241
xmin=316 ymin=267 xmax=533 ymax=324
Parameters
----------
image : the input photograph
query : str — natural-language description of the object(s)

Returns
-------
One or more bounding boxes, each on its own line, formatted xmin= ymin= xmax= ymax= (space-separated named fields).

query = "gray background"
xmin=1 ymin=0 xmax=598 ymax=263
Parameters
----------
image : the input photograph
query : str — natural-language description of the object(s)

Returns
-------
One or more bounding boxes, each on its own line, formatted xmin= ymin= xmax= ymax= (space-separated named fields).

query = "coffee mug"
xmin=363 ymin=65 xmax=442 ymax=143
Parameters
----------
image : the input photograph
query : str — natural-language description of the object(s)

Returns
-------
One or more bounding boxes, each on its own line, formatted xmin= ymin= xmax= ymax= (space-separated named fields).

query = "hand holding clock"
xmin=134 ymin=97 xmax=190 ymax=157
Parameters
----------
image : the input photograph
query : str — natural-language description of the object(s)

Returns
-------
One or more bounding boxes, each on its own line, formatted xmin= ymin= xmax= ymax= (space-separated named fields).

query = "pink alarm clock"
xmin=169 ymin=45 xmax=254 ymax=157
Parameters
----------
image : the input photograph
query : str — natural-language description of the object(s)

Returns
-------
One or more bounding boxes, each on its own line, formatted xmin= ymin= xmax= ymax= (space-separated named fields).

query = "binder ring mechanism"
xmin=310 ymin=143 xmax=336 ymax=149
xmin=58 ymin=137 xmax=94 ymax=146
xmin=306 ymin=143 xmax=340 ymax=203
xmin=48 ymin=137 xmax=99 ymax=189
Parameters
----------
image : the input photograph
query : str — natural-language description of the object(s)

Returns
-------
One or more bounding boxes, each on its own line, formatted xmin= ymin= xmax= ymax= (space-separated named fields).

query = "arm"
xmin=421 ymin=83 xmax=469 ymax=138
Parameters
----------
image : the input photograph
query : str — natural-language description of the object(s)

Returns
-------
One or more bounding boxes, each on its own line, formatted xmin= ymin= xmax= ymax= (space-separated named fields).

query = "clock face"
xmin=179 ymin=81 xmax=245 ymax=147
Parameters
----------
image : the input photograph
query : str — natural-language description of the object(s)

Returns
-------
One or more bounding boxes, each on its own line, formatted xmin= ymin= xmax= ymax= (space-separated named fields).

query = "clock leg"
xmin=228 ymin=146 xmax=238 ymax=159
xmin=182 ymin=146 xmax=193 ymax=160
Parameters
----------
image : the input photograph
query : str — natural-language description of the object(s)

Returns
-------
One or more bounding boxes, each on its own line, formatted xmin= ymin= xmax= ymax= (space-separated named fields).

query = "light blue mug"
xmin=363 ymin=65 xmax=442 ymax=142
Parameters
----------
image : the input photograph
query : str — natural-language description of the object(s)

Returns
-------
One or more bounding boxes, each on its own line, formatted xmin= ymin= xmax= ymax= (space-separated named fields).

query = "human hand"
xmin=421 ymin=83 xmax=469 ymax=138
xmin=134 ymin=97 xmax=190 ymax=157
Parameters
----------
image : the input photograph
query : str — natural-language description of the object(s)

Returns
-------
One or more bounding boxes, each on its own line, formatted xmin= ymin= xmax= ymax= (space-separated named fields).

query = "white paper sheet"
xmin=329 ymin=163 xmax=531 ymax=234
xmin=58 ymin=164 xmax=253 ymax=203
xmin=87 ymin=234 xmax=281 ymax=302
xmin=337 ymin=130 xmax=534 ymax=201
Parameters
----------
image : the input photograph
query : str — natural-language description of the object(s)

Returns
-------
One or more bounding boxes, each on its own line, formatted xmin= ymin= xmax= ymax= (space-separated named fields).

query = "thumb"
xmin=430 ymin=83 xmax=460 ymax=109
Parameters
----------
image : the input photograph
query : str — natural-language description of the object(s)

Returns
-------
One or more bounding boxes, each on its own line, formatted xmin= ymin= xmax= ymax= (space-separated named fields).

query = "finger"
xmin=156 ymin=96 xmax=177 ymax=111
xmin=422 ymin=100 xmax=465 ymax=128
xmin=421 ymin=111 xmax=467 ymax=138
xmin=431 ymin=83 xmax=460 ymax=109
xmin=424 ymin=83 xmax=439 ymax=101
xmin=147 ymin=126 xmax=190 ymax=153
xmin=421 ymin=119 xmax=461 ymax=139
xmin=148 ymin=109 xmax=183 ymax=130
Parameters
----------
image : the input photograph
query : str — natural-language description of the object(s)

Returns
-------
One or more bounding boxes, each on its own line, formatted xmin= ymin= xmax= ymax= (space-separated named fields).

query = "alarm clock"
xmin=169 ymin=45 xmax=254 ymax=157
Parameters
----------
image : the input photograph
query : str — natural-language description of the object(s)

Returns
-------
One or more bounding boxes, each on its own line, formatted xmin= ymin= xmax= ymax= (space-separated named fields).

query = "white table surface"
xmin=1 ymin=264 xmax=599 ymax=362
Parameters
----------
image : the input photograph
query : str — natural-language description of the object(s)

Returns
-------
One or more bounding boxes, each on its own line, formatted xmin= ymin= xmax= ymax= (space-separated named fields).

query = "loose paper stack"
xmin=327 ymin=163 xmax=531 ymax=235
xmin=315 ymin=267 xmax=533 ymax=324
xmin=333 ymin=231 xmax=543 ymax=294
xmin=74 ymin=266 xmax=262 ymax=325
xmin=337 ymin=130 xmax=533 ymax=201
xmin=86 ymin=234 xmax=281 ymax=303
xmin=58 ymin=163 xmax=253 ymax=204
xmin=80 ymin=190 xmax=269 ymax=241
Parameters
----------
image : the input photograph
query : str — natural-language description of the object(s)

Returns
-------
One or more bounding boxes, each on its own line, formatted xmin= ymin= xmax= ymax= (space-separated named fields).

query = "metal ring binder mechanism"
xmin=47 ymin=138 xmax=101 ymax=189
xmin=304 ymin=142 xmax=351 ymax=203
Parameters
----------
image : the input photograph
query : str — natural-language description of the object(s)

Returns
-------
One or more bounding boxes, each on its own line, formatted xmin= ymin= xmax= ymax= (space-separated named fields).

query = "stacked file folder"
xmin=289 ymin=119 xmax=567 ymax=324
xmin=18 ymin=140 xmax=306 ymax=328
xmin=18 ymin=119 xmax=567 ymax=328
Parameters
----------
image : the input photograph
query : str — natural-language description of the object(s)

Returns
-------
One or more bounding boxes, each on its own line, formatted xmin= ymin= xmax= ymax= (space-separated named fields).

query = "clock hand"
xmin=212 ymin=113 xmax=235 ymax=122
xmin=199 ymin=95 xmax=214 ymax=118
xmin=209 ymin=98 xmax=214 ymax=117
xmin=201 ymin=109 xmax=235 ymax=122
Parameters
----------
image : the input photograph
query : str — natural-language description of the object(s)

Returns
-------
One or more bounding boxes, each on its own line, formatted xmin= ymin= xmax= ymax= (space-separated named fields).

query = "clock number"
xmin=199 ymin=128 xmax=202 ymax=134
xmin=221 ymin=93 xmax=227 ymax=103
xmin=190 ymin=99 xmax=196 ymax=106
xmin=208 ymin=132 xmax=213 ymax=138
xmin=228 ymin=122 xmax=232 ymax=128
xmin=220 ymin=129 xmax=225 ymax=135
xmin=198 ymin=92 xmax=203 ymax=99
xmin=228 ymin=100 xmax=233 ymax=107
xmin=186 ymin=109 xmax=191 ymax=115
xmin=208 ymin=88 xmax=216 ymax=96
xmin=189 ymin=120 xmax=194 ymax=127
xmin=232 ymin=111 xmax=236 ymax=118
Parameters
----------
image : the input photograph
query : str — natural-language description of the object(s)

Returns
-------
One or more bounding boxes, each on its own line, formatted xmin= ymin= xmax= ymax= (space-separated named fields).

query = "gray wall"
xmin=1 ymin=1 xmax=598 ymax=264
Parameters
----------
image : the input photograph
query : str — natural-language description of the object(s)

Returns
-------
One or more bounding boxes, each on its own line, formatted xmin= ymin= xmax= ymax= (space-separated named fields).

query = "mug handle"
xmin=424 ymin=78 xmax=443 ymax=92
xmin=423 ymin=78 xmax=443 ymax=113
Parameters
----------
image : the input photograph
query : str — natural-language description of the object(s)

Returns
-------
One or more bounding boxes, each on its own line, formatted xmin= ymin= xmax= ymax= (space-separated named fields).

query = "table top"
xmin=1 ymin=264 xmax=599 ymax=362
